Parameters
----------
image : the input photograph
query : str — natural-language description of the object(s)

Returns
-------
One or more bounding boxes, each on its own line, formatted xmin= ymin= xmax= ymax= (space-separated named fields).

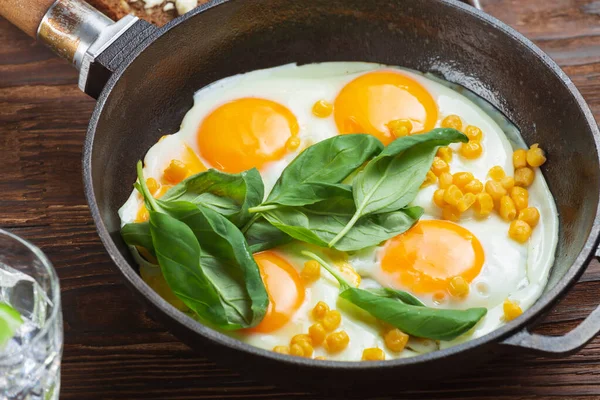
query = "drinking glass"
xmin=0 ymin=229 xmax=63 ymax=400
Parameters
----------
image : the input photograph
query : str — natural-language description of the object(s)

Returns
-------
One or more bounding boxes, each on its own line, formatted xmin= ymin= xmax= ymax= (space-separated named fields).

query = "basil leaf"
xmin=329 ymin=128 xmax=467 ymax=247
xmin=0 ymin=303 xmax=23 ymax=349
xmin=260 ymin=134 xmax=383 ymax=208
xmin=245 ymin=218 xmax=293 ymax=253
xmin=157 ymin=201 xmax=268 ymax=328
xmin=302 ymin=251 xmax=486 ymax=341
xmin=161 ymin=168 xmax=264 ymax=227
xmin=121 ymin=222 xmax=154 ymax=256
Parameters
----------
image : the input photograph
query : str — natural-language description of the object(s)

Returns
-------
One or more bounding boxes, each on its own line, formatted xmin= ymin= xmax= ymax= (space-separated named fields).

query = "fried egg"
xmin=118 ymin=62 xmax=559 ymax=361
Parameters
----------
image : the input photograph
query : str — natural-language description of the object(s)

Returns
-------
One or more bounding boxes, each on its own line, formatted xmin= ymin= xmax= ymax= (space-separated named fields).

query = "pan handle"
xmin=501 ymin=254 xmax=600 ymax=355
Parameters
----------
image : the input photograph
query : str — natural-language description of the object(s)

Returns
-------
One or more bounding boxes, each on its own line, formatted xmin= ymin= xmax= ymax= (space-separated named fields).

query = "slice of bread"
xmin=87 ymin=0 xmax=205 ymax=26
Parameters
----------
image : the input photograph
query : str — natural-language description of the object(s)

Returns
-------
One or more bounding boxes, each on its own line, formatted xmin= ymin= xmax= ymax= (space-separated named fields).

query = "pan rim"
xmin=83 ymin=0 xmax=600 ymax=369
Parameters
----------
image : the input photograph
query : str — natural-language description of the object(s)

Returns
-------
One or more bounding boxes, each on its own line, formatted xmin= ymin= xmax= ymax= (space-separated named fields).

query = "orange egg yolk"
xmin=251 ymin=252 xmax=305 ymax=333
xmin=197 ymin=98 xmax=299 ymax=173
xmin=334 ymin=71 xmax=438 ymax=145
xmin=381 ymin=220 xmax=484 ymax=294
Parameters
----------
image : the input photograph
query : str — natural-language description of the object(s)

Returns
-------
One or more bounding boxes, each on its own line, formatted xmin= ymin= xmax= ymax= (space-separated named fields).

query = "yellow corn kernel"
xmin=421 ymin=170 xmax=437 ymax=188
xmin=135 ymin=205 xmax=150 ymax=223
xmin=443 ymin=184 xmax=463 ymax=207
xmin=510 ymin=186 xmax=529 ymax=211
xmin=314 ymin=356 xmax=326 ymax=360
xmin=459 ymin=141 xmax=483 ymax=159
xmin=465 ymin=125 xmax=483 ymax=141
xmin=301 ymin=260 xmax=321 ymax=283
xmin=438 ymin=172 xmax=453 ymax=189
xmin=384 ymin=328 xmax=409 ymax=352
xmin=474 ymin=193 xmax=494 ymax=216
xmin=362 ymin=348 xmax=385 ymax=361
xmin=309 ymin=323 xmax=327 ymax=346
xmin=452 ymin=172 xmax=474 ymax=189
xmin=312 ymin=99 xmax=333 ymax=118
xmin=325 ymin=331 xmax=350 ymax=353
xmin=514 ymin=167 xmax=535 ymax=187
xmin=312 ymin=301 xmax=330 ymax=321
xmin=463 ymin=179 xmax=484 ymax=194
xmin=273 ymin=346 xmax=290 ymax=354
xmin=387 ymin=119 xmax=413 ymax=137
xmin=500 ymin=176 xmax=515 ymax=191
xmin=448 ymin=276 xmax=470 ymax=297
xmin=527 ymin=143 xmax=546 ymax=167
xmin=457 ymin=193 xmax=476 ymax=213
xmin=488 ymin=165 xmax=505 ymax=181
xmin=499 ymin=195 xmax=517 ymax=221
xmin=291 ymin=334 xmax=312 ymax=346
xmin=509 ymin=220 xmax=532 ymax=243
xmin=322 ymin=310 xmax=342 ymax=332
xmin=290 ymin=334 xmax=313 ymax=357
xmin=163 ymin=160 xmax=189 ymax=184
xmin=433 ymin=189 xmax=446 ymax=208
xmin=146 ymin=177 xmax=160 ymax=195
xmin=289 ymin=343 xmax=305 ymax=357
xmin=503 ymin=299 xmax=523 ymax=321
xmin=286 ymin=136 xmax=301 ymax=151
xmin=298 ymin=341 xmax=313 ymax=357
xmin=485 ymin=179 xmax=507 ymax=201
xmin=441 ymin=114 xmax=463 ymax=130
xmin=442 ymin=205 xmax=460 ymax=222
xmin=513 ymin=149 xmax=527 ymax=169
xmin=431 ymin=157 xmax=450 ymax=176
xmin=437 ymin=146 xmax=453 ymax=163
xmin=518 ymin=207 xmax=540 ymax=228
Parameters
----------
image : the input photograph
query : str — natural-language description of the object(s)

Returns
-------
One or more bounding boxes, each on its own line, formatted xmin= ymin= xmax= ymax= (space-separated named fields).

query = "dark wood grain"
xmin=2 ymin=1 xmax=600 ymax=398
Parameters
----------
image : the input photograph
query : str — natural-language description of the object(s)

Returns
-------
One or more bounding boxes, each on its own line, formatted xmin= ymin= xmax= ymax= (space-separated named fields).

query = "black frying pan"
xmin=2 ymin=0 xmax=600 ymax=392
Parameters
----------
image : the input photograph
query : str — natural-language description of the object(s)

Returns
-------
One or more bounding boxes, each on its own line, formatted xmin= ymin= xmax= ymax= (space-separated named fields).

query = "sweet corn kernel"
xmin=448 ymin=276 xmax=470 ymax=297
xmin=146 ymin=178 xmax=160 ymax=196
xmin=499 ymin=195 xmax=517 ymax=222
xmin=526 ymin=143 xmax=546 ymax=167
xmin=465 ymin=125 xmax=483 ymax=141
xmin=457 ymin=193 xmax=476 ymax=213
xmin=503 ymin=299 xmax=523 ymax=321
xmin=509 ymin=220 xmax=532 ymax=243
xmin=513 ymin=149 xmax=527 ymax=169
xmin=273 ymin=346 xmax=290 ymax=354
xmin=387 ymin=119 xmax=413 ymax=137
xmin=421 ymin=170 xmax=437 ymax=188
xmin=286 ymin=136 xmax=301 ymax=151
xmin=301 ymin=260 xmax=321 ymax=282
xmin=500 ymin=176 xmax=515 ymax=191
xmin=322 ymin=310 xmax=342 ymax=332
xmin=433 ymin=189 xmax=446 ymax=208
xmin=163 ymin=160 xmax=189 ymax=184
xmin=485 ymin=180 xmax=507 ymax=201
xmin=325 ymin=331 xmax=350 ymax=353
xmin=291 ymin=334 xmax=312 ymax=346
xmin=437 ymin=146 xmax=453 ymax=163
xmin=488 ymin=166 xmax=506 ymax=181
xmin=290 ymin=343 xmax=305 ymax=357
xmin=298 ymin=341 xmax=313 ymax=357
xmin=518 ymin=207 xmax=540 ymax=228
xmin=312 ymin=99 xmax=333 ymax=118
xmin=309 ymin=323 xmax=327 ymax=346
xmin=384 ymin=328 xmax=409 ymax=352
xmin=453 ymin=172 xmax=474 ymax=189
xmin=443 ymin=184 xmax=463 ymax=207
xmin=442 ymin=205 xmax=460 ymax=222
xmin=474 ymin=193 xmax=494 ymax=216
xmin=441 ymin=114 xmax=463 ymax=130
xmin=510 ymin=187 xmax=529 ymax=211
xmin=314 ymin=356 xmax=326 ymax=360
xmin=460 ymin=141 xmax=483 ymax=159
xmin=514 ymin=167 xmax=535 ymax=187
xmin=136 ymin=205 xmax=149 ymax=223
xmin=439 ymin=172 xmax=453 ymax=189
xmin=431 ymin=157 xmax=450 ymax=176
xmin=312 ymin=301 xmax=330 ymax=321
xmin=463 ymin=179 xmax=484 ymax=194
xmin=362 ymin=348 xmax=385 ymax=361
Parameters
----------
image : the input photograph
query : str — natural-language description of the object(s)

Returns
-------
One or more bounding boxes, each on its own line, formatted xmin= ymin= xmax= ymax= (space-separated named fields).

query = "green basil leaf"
xmin=367 ymin=287 xmax=425 ymax=307
xmin=262 ymin=134 xmax=383 ymax=208
xmin=161 ymin=168 xmax=264 ymax=227
xmin=121 ymin=222 xmax=154 ymax=256
xmin=245 ymin=218 xmax=293 ymax=253
xmin=0 ymin=303 xmax=23 ymax=349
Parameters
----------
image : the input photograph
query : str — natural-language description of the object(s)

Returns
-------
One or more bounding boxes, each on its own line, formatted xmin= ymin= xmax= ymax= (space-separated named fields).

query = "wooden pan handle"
xmin=0 ymin=0 xmax=57 ymax=37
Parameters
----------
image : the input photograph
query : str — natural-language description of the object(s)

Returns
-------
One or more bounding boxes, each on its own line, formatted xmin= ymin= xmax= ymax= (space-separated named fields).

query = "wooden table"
xmin=2 ymin=0 xmax=600 ymax=398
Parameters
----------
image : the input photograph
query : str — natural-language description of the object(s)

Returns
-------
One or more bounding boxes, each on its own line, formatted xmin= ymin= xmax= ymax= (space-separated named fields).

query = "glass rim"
xmin=0 ymin=228 xmax=61 ymax=359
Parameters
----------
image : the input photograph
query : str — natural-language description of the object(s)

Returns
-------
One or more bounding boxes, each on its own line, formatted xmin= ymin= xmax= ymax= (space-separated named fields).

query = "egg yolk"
xmin=251 ymin=252 xmax=305 ymax=333
xmin=135 ymin=184 xmax=172 ymax=223
xmin=381 ymin=220 xmax=484 ymax=294
xmin=334 ymin=71 xmax=438 ymax=145
xmin=197 ymin=98 xmax=299 ymax=173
